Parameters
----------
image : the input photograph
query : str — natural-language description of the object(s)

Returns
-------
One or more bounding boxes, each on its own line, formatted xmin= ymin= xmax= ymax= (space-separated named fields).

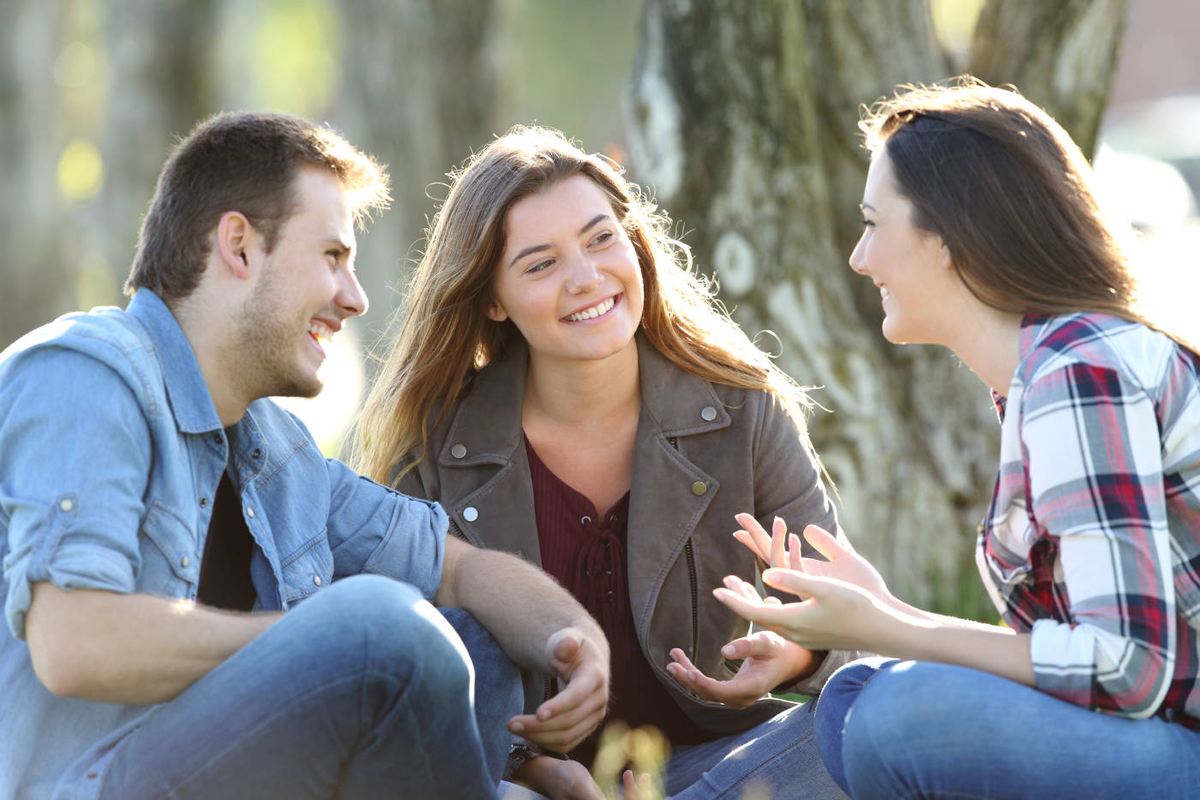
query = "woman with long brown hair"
xmin=355 ymin=126 xmax=855 ymax=798
xmin=720 ymin=78 xmax=1200 ymax=799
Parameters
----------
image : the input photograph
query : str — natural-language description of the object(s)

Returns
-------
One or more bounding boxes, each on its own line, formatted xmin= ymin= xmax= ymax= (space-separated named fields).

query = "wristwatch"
xmin=504 ymin=741 xmax=567 ymax=780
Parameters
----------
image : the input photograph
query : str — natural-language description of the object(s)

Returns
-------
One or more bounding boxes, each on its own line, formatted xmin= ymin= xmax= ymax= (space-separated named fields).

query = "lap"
xmin=825 ymin=659 xmax=1200 ymax=800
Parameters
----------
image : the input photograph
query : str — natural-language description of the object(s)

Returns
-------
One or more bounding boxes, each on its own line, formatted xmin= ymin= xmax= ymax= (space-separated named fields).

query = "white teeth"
xmin=565 ymin=296 xmax=615 ymax=322
xmin=307 ymin=321 xmax=333 ymax=341
xmin=879 ymin=286 xmax=890 ymax=301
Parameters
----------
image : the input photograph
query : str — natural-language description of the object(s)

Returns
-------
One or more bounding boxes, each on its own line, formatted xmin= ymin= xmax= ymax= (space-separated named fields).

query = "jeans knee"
xmin=313 ymin=575 xmax=473 ymax=692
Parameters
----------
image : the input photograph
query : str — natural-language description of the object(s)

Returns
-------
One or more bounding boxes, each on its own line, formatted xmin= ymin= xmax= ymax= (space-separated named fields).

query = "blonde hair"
xmin=354 ymin=125 xmax=811 ymax=485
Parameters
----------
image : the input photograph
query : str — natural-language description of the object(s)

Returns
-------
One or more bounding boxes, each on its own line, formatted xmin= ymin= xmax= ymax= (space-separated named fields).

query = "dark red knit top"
xmin=524 ymin=436 xmax=708 ymax=767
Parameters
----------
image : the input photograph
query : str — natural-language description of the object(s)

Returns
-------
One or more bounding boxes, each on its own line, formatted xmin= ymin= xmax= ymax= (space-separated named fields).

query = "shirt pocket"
xmin=279 ymin=530 xmax=334 ymax=606
xmin=138 ymin=503 xmax=201 ymax=597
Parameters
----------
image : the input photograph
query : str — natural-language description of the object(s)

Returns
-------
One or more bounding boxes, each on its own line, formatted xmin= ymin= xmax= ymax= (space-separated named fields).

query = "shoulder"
xmin=1020 ymin=313 xmax=1186 ymax=392
xmin=0 ymin=307 xmax=161 ymax=406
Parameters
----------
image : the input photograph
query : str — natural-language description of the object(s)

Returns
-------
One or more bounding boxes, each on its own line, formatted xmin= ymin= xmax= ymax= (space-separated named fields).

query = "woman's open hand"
xmin=665 ymin=631 xmax=820 ymax=708
xmin=733 ymin=513 xmax=892 ymax=604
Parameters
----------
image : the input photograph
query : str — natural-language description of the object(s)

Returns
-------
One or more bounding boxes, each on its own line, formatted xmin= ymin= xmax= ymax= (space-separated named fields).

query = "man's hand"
xmin=507 ymin=628 xmax=610 ymax=753
xmin=665 ymin=630 xmax=818 ymax=709
xmin=515 ymin=756 xmax=603 ymax=800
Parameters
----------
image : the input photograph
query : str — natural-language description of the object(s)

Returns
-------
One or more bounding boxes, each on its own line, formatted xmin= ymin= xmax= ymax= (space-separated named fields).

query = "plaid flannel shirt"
xmin=979 ymin=312 xmax=1200 ymax=724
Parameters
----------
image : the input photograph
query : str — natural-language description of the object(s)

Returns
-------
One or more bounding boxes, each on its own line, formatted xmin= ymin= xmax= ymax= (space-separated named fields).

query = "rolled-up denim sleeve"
xmin=1 ymin=347 xmax=151 ymax=640
xmin=324 ymin=458 xmax=446 ymax=601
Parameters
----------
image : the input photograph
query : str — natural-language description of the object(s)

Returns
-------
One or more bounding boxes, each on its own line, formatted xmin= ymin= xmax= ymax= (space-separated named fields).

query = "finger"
xmin=788 ymin=532 xmax=803 ymax=570
xmin=722 ymin=573 xmax=760 ymax=600
xmin=762 ymin=567 xmax=824 ymax=599
xmin=732 ymin=530 xmax=769 ymax=564
xmin=511 ymin=700 xmax=607 ymax=751
xmin=770 ymin=516 xmax=788 ymax=569
xmin=803 ymin=525 xmax=850 ymax=562
xmin=725 ymin=629 xmax=785 ymax=658
xmin=734 ymin=512 xmax=772 ymax=560
xmin=531 ymin=667 xmax=607 ymax=724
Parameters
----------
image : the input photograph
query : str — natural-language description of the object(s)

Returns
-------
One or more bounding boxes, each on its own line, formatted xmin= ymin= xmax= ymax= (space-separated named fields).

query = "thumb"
xmin=547 ymin=629 xmax=582 ymax=674
xmin=762 ymin=567 xmax=826 ymax=598
xmin=803 ymin=525 xmax=850 ymax=562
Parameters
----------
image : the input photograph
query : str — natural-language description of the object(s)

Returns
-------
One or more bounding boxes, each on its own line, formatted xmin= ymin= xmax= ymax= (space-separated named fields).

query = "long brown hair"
xmin=354 ymin=125 xmax=811 ymax=485
xmin=860 ymin=76 xmax=1192 ymax=349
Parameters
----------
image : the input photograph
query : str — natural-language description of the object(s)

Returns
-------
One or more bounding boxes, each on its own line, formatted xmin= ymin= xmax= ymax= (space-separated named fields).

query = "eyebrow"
xmin=859 ymin=203 xmax=876 ymax=213
xmin=507 ymin=213 xmax=612 ymax=268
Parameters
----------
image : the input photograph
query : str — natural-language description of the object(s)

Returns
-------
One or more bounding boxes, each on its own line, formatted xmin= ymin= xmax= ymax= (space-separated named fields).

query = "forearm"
xmin=436 ymin=540 xmax=607 ymax=672
xmin=26 ymin=582 xmax=280 ymax=704
xmin=870 ymin=599 xmax=1035 ymax=687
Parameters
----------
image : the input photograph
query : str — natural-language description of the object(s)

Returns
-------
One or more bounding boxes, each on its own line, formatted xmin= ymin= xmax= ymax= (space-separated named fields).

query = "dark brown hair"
xmin=124 ymin=111 xmax=390 ymax=303
xmin=860 ymin=76 xmax=1143 ymax=322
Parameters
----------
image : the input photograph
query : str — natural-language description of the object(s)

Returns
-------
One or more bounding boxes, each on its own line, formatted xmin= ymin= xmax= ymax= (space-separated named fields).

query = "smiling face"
xmin=488 ymin=174 xmax=645 ymax=368
xmin=236 ymin=166 xmax=367 ymax=399
xmin=849 ymin=148 xmax=959 ymax=345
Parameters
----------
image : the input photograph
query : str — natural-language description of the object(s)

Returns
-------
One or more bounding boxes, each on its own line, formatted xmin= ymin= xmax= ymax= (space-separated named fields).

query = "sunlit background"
xmin=3 ymin=0 xmax=1197 ymax=456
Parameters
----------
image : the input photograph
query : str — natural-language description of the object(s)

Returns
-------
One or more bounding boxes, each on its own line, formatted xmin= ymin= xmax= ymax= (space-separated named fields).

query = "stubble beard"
xmin=234 ymin=268 xmax=324 ymax=402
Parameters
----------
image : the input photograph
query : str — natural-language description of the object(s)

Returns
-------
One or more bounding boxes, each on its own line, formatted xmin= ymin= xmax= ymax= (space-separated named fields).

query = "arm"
xmin=436 ymin=536 xmax=611 ymax=752
xmin=717 ymin=522 xmax=1036 ymax=686
xmin=26 ymin=582 xmax=280 ymax=703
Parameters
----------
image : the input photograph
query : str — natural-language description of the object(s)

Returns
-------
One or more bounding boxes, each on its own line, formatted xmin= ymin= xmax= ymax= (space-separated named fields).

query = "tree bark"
xmin=626 ymin=0 xmax=1127 ymax=614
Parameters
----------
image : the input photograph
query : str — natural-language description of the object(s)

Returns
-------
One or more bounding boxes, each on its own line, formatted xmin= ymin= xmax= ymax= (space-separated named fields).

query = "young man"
xmin=0 ymin=112 xmax=609 ymax=799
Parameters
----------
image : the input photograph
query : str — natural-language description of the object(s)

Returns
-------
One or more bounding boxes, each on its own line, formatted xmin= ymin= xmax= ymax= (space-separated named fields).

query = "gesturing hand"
xmin=665 ymin=631 xmax=818 ymax=709
xmin=507 ymin=627 xmax=610 ymax=753
xmin=733 ymin=513 xmax=892 ymax=603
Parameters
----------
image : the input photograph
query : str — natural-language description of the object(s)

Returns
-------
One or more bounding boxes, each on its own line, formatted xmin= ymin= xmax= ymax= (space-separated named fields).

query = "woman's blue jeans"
xmin=59 ymin=574 xmax=524 ymax=799
xmin=814 ymin=657 xmax=1200 ymax=799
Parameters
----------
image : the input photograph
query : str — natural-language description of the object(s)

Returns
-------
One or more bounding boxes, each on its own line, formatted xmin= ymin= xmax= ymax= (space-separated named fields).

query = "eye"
xmin=589 ymin=230 xmax=614 ymax=247
xmin=860 ymin=218 xmax=875 ymax=229
xmin=524 ymin=258 xmax=554 ymax=275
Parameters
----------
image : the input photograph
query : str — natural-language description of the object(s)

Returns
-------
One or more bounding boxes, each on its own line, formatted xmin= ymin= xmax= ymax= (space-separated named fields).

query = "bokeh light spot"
xmin=57 ymin=138 xmax=104 ymax=202
xmin=54 ymin=42 xmax=95 ymax=88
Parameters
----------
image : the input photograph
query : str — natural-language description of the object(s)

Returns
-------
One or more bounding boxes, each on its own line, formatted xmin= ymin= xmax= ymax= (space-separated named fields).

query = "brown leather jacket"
xmin=396 ymin=335 xmax=854 ymax=735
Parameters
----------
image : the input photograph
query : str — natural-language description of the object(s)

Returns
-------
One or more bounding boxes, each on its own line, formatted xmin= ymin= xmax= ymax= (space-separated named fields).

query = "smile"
xmin=308 ymin=319 xmax=334 ymax=343
xmin=878 ymin=285 xmax=891 ymax=302
xmin=563 ymin=295 xmax=617 ymax=322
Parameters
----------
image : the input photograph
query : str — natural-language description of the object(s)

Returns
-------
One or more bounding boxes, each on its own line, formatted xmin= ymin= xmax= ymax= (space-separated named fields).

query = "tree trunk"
xmin=331 ymin=0 xmax=501 ymax=347
xmin=626 ymin=0 xmax=1127 ymax=614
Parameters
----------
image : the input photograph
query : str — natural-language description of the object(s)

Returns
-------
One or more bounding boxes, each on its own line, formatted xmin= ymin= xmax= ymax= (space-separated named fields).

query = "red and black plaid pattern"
xmin=978 ymin=313 xmax=1200 ymax=724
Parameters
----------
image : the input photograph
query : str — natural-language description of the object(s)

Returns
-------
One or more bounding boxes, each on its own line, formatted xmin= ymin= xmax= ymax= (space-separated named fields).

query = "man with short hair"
xmin=0 ymin=112 xmax=609 ymax=799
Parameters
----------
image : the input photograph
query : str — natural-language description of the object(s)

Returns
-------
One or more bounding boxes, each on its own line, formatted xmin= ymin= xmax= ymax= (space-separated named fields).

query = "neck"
xmin=523 ymin=340 xmax=641 ymax=429
xmin=945 ymin=305 xmax=1025 ymax=396
xmin=173 ymin=291 xmax=250 ymax=427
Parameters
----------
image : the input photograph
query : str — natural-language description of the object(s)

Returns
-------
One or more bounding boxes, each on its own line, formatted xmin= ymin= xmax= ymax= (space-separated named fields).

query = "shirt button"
xmin=313 ymin=575 xmax=322 ymax=586
xmin=59 ymin=499 xmax=73 ymax=512
xmin=181 ymin=556 xmax=190 ymax=568
xmin=451 ymin=443 xmax=467 ymax=459
xmin=701 ymin=406 xmax=717 ymax=421
xmin=691 ymin=481 xmax=707 ymax=496
xmin=199 ymin=497 xmax=208 ymax=508
xmin=463 ymin=506 xmax=479 ymax=522
xmin=251 ymin=448 xmax=262 ymax=459
xmin=246 ymin=506 xmax=255 ymax=518
xmin=213 ymin=433 xmax=223 ymax=445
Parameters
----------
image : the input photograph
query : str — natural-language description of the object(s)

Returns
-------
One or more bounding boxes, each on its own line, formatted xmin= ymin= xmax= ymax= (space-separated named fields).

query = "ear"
xmin=485 ymin=300 xmax=508 ymax=322
xmin=213 ymin=211 xmax=256 ymax=279
xmin=937 ymin=237 xmax=953 ymax=271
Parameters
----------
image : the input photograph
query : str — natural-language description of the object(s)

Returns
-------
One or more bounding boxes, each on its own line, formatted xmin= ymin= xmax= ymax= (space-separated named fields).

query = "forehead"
xmin=863 ymin=148 xmax=899 ymax=201
xmin=504 ymin=174 xmax=613 ymax=241
xmin=283 ymin=166 xmax=354 ymax=241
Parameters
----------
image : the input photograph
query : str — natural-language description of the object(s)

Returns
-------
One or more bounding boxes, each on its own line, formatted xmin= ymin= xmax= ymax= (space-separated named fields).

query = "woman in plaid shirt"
xmin=718 ymin=77 xmax=1200 ymax=798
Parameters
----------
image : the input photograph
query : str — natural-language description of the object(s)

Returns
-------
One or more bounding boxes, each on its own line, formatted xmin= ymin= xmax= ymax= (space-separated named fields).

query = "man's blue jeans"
xmin=815 ymin=657 xmax=1200 ymax=799
xmin=58 ymin=575 xmax=524 ymax=799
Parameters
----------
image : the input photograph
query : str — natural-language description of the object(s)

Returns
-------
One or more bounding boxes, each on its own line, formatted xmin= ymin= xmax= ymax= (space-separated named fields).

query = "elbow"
xmin=28 ymin=633 xmax=91 ymax=698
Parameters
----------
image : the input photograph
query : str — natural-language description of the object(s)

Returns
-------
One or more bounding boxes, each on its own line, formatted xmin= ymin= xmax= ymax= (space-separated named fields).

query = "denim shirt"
xmin=0 ymin=290 xmax=447 ymax=799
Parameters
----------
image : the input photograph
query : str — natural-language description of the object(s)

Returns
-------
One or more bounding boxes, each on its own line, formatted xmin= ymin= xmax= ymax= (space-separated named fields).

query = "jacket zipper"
xmin=668 ymin=436 xmax=700 ymax=662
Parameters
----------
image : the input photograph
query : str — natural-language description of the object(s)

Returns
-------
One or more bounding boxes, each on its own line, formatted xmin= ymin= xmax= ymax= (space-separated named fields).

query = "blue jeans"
xmin=58 ymin=575 xmax=524 ymax=799
xmin=815 ymin=657 xmax=1200 ymax=799
xmin=501 ymin=700 xmax=847 ymax=799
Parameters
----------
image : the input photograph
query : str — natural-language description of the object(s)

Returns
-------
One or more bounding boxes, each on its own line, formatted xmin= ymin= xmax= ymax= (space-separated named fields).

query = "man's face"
xmin=236 ymin=167 xmax=367 ymax=400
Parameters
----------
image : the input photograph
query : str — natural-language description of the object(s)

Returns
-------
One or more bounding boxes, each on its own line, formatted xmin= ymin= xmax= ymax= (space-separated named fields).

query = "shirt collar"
xmin=127 ymin=289 xmax=225 ymax=434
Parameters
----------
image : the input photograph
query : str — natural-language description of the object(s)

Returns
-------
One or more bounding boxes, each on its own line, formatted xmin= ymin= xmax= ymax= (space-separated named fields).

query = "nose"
xmin=848 ymin=232 xmax=869 ymax=275
xmin=336 ymin=267 xmax=369 ymax=318
xmin=565 ymin=252 xmax=603 ymax=294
